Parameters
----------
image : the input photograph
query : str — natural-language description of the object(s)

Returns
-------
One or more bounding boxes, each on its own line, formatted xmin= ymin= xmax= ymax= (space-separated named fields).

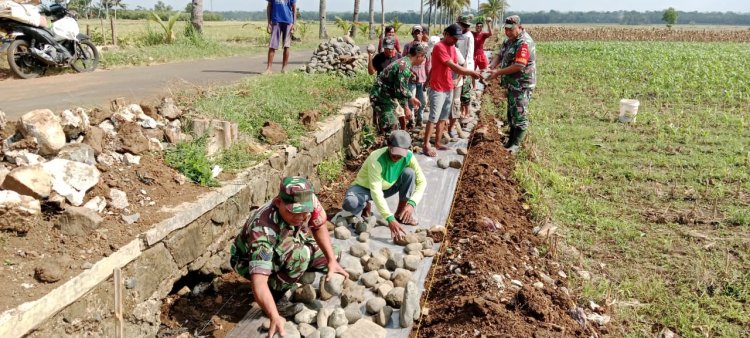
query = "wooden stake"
xmin=113 ymin=268 xmax=123 ymax=338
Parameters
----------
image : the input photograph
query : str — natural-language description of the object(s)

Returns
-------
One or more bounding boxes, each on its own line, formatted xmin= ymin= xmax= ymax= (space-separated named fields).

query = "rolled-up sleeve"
xmin=248 ymin=231 xmax=275 ymax=275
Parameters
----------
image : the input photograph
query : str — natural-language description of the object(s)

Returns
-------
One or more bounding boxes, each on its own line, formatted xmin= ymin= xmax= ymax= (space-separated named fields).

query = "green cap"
xmin=457 ymin=15 xmax=471 ymax=27
xmin=278 ymin=176 xmax=315 ymax=213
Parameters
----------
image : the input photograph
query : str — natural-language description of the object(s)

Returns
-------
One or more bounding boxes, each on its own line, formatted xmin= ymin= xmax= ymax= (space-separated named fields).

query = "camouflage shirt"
xmin=231 ymin=196 xmax=326 ymax=276
xmin=499 ymin=30 xmax=536 ymax=91
xmin=370 ymin=57 xmax=415 ymax=108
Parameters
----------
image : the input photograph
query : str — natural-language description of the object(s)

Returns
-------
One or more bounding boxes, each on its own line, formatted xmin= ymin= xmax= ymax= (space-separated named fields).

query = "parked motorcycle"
xmin=0 ymin=0 xmax=99 ymax=79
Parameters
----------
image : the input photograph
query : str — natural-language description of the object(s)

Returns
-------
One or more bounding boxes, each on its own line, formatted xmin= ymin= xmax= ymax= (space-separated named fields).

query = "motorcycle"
xmin=0 ymin=0 xmax=99 ymax=79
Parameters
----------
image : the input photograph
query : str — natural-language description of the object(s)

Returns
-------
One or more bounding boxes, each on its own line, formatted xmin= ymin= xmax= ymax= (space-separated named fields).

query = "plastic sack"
xmin=52 ymin=16 xmax=78 ymax=40
xmin=0 ymin=1 xmax=42 ymax=27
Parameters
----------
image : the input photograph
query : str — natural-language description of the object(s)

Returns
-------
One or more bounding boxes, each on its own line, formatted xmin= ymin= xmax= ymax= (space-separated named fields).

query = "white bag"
xmin=52 ymin=16 xmax=79 ymax=40
xmin=0 ymin=1 xmax=42 ymax=27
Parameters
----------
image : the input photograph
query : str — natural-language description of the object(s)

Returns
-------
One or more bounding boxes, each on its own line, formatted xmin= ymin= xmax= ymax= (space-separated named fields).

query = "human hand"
xmin=487 ymin=69 xmax=499 ymax=80
xmin=267 ymin=23 xmax=272 ymax=34
xmin=290 ymin=24 xmax=295 ymax=34
xmin=396 ymin=204 xmax=415 ymax=225
xmin=326 ymin=261 xmax=350 ymax=281
xmin=468 ymin=70 xmax=481 ymax=79
xmin=268 ymin=315 xmax=286 ymax=338
xmin=409 ymin=97 xmax=421 ymax=109
xmin=388 ymin=219 xmax=406 ymax=242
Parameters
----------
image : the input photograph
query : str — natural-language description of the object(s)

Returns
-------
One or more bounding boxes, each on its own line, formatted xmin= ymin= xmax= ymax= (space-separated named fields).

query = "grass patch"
xmin=317 ymin=151 xmax=345 ymax=184
xmin=506 ymin=41 xmax=750 ymax=337
xmin=214 ymin=142 xmax=268 ymax=172
xmin=164 ymin=136 xmax=219 ymax=187
xmin=179 ymin=71 xmax=372 ymax=146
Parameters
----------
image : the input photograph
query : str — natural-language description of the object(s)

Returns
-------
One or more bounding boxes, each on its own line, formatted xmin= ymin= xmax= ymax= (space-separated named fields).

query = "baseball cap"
xmin=457 ymin=15 xmax=471 ymax=27
xmin=411 ymin=25 xmax=423 ymax=34
xmin=504 ymin=15 xmax=521 ymax=28
xmin=382 ymin=36 xmax=396 ymax=49
xmin=278 ymin=176 xmax=315 ymax=213
xmin=408 ymin=42 xmax=427 ymax=55
xmin=443 ymin=24 xmax=465 ymax=40
xmin=388 ymin=130 xmax=411 ymax=157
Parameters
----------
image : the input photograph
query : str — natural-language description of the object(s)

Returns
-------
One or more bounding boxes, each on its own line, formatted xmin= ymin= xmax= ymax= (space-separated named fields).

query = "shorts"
xmin=269 ymin=22 xmax=292 ymax=50
xmin=474 ymin=53 xmax=488 ymax=70
xmin=428 ymin=89 xmax=452 ymax=123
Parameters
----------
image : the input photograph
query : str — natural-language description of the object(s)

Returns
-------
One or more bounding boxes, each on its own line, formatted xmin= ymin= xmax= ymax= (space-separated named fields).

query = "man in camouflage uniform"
xmin=370 ymin=43 xmax=428 ymax=135
xmin=230 ymin=176 xmax=348 ymax=337
xmin=488 ymin=15 xmax=536 ymax=154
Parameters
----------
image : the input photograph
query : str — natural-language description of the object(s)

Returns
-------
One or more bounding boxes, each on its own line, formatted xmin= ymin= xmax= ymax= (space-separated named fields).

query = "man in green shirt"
xmin=342 ymin=130 xmax=427 ymax=241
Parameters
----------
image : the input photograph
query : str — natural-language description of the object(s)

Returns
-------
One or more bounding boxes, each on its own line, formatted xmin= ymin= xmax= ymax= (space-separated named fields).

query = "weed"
xmin=215 ymin=142 xmax=267 ymax=172
xmin=164 ymin=137 xmax=218 ymax=187
xmin=317 ymin=151 xmax=344 ymax=184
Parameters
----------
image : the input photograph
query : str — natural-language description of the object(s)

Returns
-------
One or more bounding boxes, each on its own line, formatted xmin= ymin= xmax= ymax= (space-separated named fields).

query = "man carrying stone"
xmin=230 ymin=176 xmax=348 ymax=337
xmin=488 ymin=15 xmax=536 ymax=154
xmin=369 ymin=43 xmax=427 ymax=134
xmin=368 ymin=35 xmax=401 ymax=75
xmin=342 ymin=130 xmax=427 ymax=241
xmin=265 ymin=0 xmax=296 ymax=74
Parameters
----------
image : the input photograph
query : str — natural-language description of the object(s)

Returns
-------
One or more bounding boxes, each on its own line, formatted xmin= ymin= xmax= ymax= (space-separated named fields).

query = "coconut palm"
xmin=351 ymin=0 xmax=360 ymax=37
xmin=479 ymin=0 xmax=509 ymax=27
xmin=319 ymin=0 xmax=328 ymax=38
xmin=368 ymin=0 xmax=375 ymax=39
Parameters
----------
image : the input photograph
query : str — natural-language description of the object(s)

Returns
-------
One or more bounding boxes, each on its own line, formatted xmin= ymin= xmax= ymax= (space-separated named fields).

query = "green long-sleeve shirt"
xmin=352 ymin=147 xmax=426 ymax=222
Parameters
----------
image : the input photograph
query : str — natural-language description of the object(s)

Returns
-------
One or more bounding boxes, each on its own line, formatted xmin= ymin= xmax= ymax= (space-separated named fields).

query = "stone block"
xmin=164 ymin=221 xmax=213 ymax=268
xmin=124 ymin=243 xmax=178 ymax=302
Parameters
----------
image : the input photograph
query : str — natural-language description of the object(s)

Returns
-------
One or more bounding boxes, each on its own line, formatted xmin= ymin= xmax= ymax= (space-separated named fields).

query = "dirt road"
xmin=0 ymin=50 xmax=311 ymax=119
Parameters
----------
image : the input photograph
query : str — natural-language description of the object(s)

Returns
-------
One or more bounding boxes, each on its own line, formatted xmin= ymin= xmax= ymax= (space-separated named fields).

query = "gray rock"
xmin=124 ymin=153 xmax=141 ymax=165
xmin=328 ymin=307 xmax=348 ymax=328
xmin=366 ymin=44 xmax=376 ymax=54
xmin=344 ymin=303 xmax=362 ymax=324
xmin=83 ymin=196 xmax=107 ymax=213
xmin=340 ymin=284 xmax=365 ymax=307
xmin=391 ymin=269 xmax=412 ymax=288
xmin=57 ymin=206 xmax=103 ymax=236
xmin=34 ymin=261 xmax=63 ymax=283
xmin=158 ymin=97 xmax=183 ymax=120
xmin=449 ymin=160 xmax=463 ymax=169
xmin=318 ymin=327 xmax=336 ymax=338
xmin=294 ymin=284 xmax=317 ymax=303
xmin=456 ymin=147 xmax=468 ymax=155
xmin=399 ymin=281 xmax=421 ymax=327
xmin=385 ymin=287 xmax=405 ymax=308
xmin=298 ymin=322 xmax=317 ymax=338
xmin=1 ymin=165 xmax=52 ymax=199
xmin=403 ymin=255 xmax=421 ymax=271
xmin=376 ymin=283 xmax=393 ymax=298
xmin=341 ymin=318 xmax=387 ymax=338
xmin=364 ymin=256 xmax=386 ymax=272
xmin=59 ymin=108 xmax=90 ymax=140
xmin=349 ymin=243 xmax=369 ymax=258
xmin=373 ymin=305 xmax=393 ymax=327
xmin=295 ymin=307 xmax=318 ymax=324
xmin=324 ymin=274 xmax=345 ymax=296
xmin=386 ymin=253 xmax=404 ymax=271
xmin=421 ymin=237 xmax=435 ymax=250
xmin=0 ymin=110 xmax=5 ymax=130
xmin=334 ymin=226 xmax=351 ymax=240
xmin=405 ymin=243 xmax=423 ymax=254
xmin=361 ymin=271 xmax=379 ymax=288
xmin=317 ymin=307 xmax=334 ymax=328
xmin=437 ymin=159 xmax=450 ymax=169
xmin=339 ymin=256 xmax=363 ymax=280
xmin=121 ymin=212 xmax=140 ymax=225
xmin=300 ymin=272 xmax=317 ymax=285
xmin=422 ymin=249 xmax=437 ymax=257
xmin=377 ymin=269 xmax=391 ymax=280
xmin=272 ymin=321 xmax=301 ymax=338
xmin=57 ymin=143 xmax=97 ymax=165
xmin=109 ymin=189 xmax=129 ymax=210
xmin=366 ymin=297 xmax=386 ymax=314
xmin=20 ymin=109 xmax=65 ymax=155
xmin=41 ymin=159 xmax=100 ymax=206
xmin=357 ymin=232 xmax=370 ymax=243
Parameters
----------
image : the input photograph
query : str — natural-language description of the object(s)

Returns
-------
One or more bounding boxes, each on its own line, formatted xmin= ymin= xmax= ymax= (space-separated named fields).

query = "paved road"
xmin=0 ymin=50 xmax=311 ymax=119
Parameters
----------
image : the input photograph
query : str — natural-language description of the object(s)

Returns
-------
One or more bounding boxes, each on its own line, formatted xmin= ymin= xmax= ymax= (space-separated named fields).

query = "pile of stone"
xmin=305 ymin=36 xmax=366 ymax=76
xmin=0 ymin=98 xmax=191 ymax=238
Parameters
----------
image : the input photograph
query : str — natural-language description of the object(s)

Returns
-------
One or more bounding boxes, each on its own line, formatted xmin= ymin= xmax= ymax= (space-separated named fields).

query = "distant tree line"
xmin=219 ymin=10 xmax=750 ymax=26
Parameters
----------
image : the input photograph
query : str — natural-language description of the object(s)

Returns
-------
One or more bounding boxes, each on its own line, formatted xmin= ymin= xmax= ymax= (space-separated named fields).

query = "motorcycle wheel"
xmin=70 ymin=40 xmax=99 ymax=73
xmin=6 ymin=40 xmax=45 ymax=79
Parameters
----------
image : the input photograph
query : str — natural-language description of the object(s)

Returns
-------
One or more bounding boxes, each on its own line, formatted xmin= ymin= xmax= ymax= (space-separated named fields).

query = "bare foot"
xmin=422 ymin=145 xmax=437 ymax=157
xmin=436 ymin=144 xmax=449 ymax=151
xmin=263 ymin=69 xmax=273 ymax=75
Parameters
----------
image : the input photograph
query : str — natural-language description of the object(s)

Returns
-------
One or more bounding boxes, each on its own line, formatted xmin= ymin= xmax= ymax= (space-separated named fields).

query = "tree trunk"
xmin=191 ymin=0 xmax=203 ymax=34
xmin=427 ymin=0 xmax=433 ymax=34
xmin=351 ymin=0 xmax=360 ymax=37
xmin=319 ymin=0 xmax=328 ymax=39
xmin=380 ymin=0 xmax=385 ymax=40
xmin=420 ymin=0 xmax=424 ymax=26
xmin=368 ymin=0 xmax=375 ymax=39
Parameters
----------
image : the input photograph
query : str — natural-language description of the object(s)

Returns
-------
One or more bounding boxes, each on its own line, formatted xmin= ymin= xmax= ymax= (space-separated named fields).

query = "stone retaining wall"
xmin=0 ymin=98 xmax=372 ymax=338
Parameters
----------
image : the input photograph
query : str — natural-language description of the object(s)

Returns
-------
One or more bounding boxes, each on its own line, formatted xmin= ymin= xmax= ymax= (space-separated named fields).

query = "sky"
xmin=131 ymin=0 xmax=750 ymax=14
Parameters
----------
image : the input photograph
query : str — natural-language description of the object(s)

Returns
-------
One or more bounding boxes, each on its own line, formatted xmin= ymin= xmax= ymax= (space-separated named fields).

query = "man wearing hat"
xmin=369 ymin=42 xmax=427 ymax=133
xmin=449 ymin=15 xmax=475 ymax=137
xmin=403 ymin=25 xmax=429 ymax=128
xmin=230 ymin=176 xmax=349 ymax=337
xmin=342 ymin=130 xmax=427 ymax=241
xmin=423 ymin=23 xmax=481 ymax=157
xmin=368 ymin=35 xmax=401 ymax=75
xmin=488 ymin=15 xmax=536 ymax=154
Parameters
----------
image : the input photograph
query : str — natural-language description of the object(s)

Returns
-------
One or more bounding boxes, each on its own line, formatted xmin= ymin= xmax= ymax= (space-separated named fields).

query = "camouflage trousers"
xmin=230 ymin=239 xmax=341 ymax=293
xmin=370 ymin=95 xmax=400 ymax=135
xmin=460 ymin=77 xmax=472 ymax=106
xmin=507 ymin=88 xmax=533 ymax=130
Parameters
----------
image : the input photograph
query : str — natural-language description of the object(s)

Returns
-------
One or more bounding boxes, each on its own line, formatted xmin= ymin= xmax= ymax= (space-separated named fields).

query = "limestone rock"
xmin=399 ymin=281 xmax=421 ymax=327
xmin=0 ymin=165 xmax=8 ymax=186
xmin=342 ymin=317 xmax=386 ymax=338
xmin=57 ymin=206 xmax=103 ymax=236
xmin=318 ymin=327 xmax=336 ymax=338
xmin=366 ymin=297 xmax=386 ymax=315
xmin=361 ymin=271 xmax=379 ymax=288
xmin=341 ymin=284 xmax=365 ymax=307
xmin=436 ymin=158 xmax=450 ymax=169
xmin=328 ymin=307 xmax=348 ymax=328
xmin=334 ymin=226 xmax=351 ymax=240
xmin=294 ymin=307 xmax=318 ymax=324
xmin=34 ymin=261 xmax=63 ymax=283
xmin=394 ymin=233 xmax=418 ymax=246
xmin=324 ymin=274 xmax=345 ymax=296
xmin=300 ymin=272 xmax=316 ymax=285
xmin=391 ymin=269 xmax=412 ymax=288
xmin=344 ymin=303 xmax=362 ymax=324
xmin=349 ymin=243 xmax=369 ymax=258
xmin=271 ymin=321 xmax=301 ymax=338
xmin=373 ymin=305 xmax=393 ymax=327
xmin=20 ymin=109 xmax=65 ymax=155
xmin=364 ymin=256 xmax=386 ymax=272
xmin=293 ymin=284 xmax=317 ymax=303
xmin=261 ymin=121 xmax=288 ymax=145
xmin=57 ymin=143 xmax=97 ymax=165
xmin=339 ymin=255 xmax=363 ymax=280
xmin=378 ymin=269 xmax=391 ymax=280
xmin=449 ymin=160 xmax=463 ymax=169
xmin=0 ymin=190 xmax=41 ymax=234
xmin=109 ymin=189 xmax=129 ymax=209
xmin=42 ymin=159 xmax=100 ymax=206
xmin=83 ymin=126 xmax=105 ymax=155
xmin=317 ymin=307 xmax=334 ymax=328
xmin=1 ymin=165 xmax=52 ymax=198
xmin=298 ymin=323 xmax=317 ymax=338
xmin=111 ymin=104 xmax=141 ymax=128
xmin=385 ymin=287 xmax=405 ymax=308
xmin=456 ymin=147 xmax=468 ymax=155
xmin=121 ymin=212 xmax=140 ymax=224
xmin=158 ymin=97 xmax=183 ymax=120
xmin=59 ymin=108 xmax=90 ymax=140
xmin=376 ymin=283 xmax=393 ymax=298
xmin=403 ymin=255 xmax=421 ymax=271
xmin=357 ymin=232 xmax=370 ymax=242
xmin=117 ymin=122 xmax=150 ymax=155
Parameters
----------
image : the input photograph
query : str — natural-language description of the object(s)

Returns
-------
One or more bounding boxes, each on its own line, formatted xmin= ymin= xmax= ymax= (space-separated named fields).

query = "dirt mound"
xmin=416 ymin=103 xmax=596 ymax=337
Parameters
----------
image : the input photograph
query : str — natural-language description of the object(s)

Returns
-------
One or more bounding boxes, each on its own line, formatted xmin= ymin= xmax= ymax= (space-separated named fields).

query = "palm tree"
xmin=380 ymin=0 xmax=385 ymax=40
xmin=479 ymin=0 xmax=509 ymax=28
xmin=351 ymin=0 xmax=360 ymax=37
xmin=190 ymin=0 xmax=203 ymax=34
xmin=319 ymin=0 xmax=328 ymax=39
xmin=368 ymin=0 xmax=375 ymax=39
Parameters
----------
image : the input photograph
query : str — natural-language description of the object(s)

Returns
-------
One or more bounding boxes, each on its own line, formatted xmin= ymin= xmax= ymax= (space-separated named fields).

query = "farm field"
xmin=509 ymin=40 xmax=750 ymax=336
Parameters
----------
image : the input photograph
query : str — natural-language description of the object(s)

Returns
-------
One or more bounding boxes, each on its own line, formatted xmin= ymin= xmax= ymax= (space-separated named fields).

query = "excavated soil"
xmin=0 ymin=152 xmax=210 ymax=312
xmin=416 ymin=87 xmax=598 ymax=337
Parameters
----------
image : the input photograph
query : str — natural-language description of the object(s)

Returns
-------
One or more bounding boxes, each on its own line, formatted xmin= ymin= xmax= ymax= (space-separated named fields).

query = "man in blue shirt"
xmin=266 ymin=0 xmax=296 ymax=74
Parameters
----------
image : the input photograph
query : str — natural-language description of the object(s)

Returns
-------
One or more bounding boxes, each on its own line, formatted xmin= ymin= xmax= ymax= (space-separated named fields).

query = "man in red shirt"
xmin=423 ymin=24 xmax=480 ymax=157
xmin=472 ymin=17 xmax=493 ymax=73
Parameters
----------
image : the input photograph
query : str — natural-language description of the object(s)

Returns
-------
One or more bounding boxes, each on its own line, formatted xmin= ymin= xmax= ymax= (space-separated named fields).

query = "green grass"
xmin=317 ymin=151 xmax=345 ymax=184
xmin=503 ymin=41 xmax=750 ymax=337
xmin=178 ymin=71 xmax=372 ymax=146
xmin=214 ymin=142 xmax=268 ymax=172
xmin=164 ymin=136 xmax=219 ymax=186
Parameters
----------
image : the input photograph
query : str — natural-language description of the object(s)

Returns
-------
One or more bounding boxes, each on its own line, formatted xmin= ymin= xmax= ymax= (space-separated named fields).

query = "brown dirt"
xmin=0 ymin=152 xmax=210 ymax=312
xmin=415 ymin=87 xmax=599 ymax=337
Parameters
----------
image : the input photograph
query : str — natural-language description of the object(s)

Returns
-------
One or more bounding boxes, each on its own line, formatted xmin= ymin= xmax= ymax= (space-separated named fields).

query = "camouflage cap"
xmin=408 ymin=42 xmax=428 ymax=56
xmin=457 ymin=15 xmax=471 ymax=27
xmin=382 ymin=36 xmax=396 ymax=49
xmin=504 ymin=15 xmax=521 ymax=28
xmin=278 ymin=176 xmax=315 ymax=213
